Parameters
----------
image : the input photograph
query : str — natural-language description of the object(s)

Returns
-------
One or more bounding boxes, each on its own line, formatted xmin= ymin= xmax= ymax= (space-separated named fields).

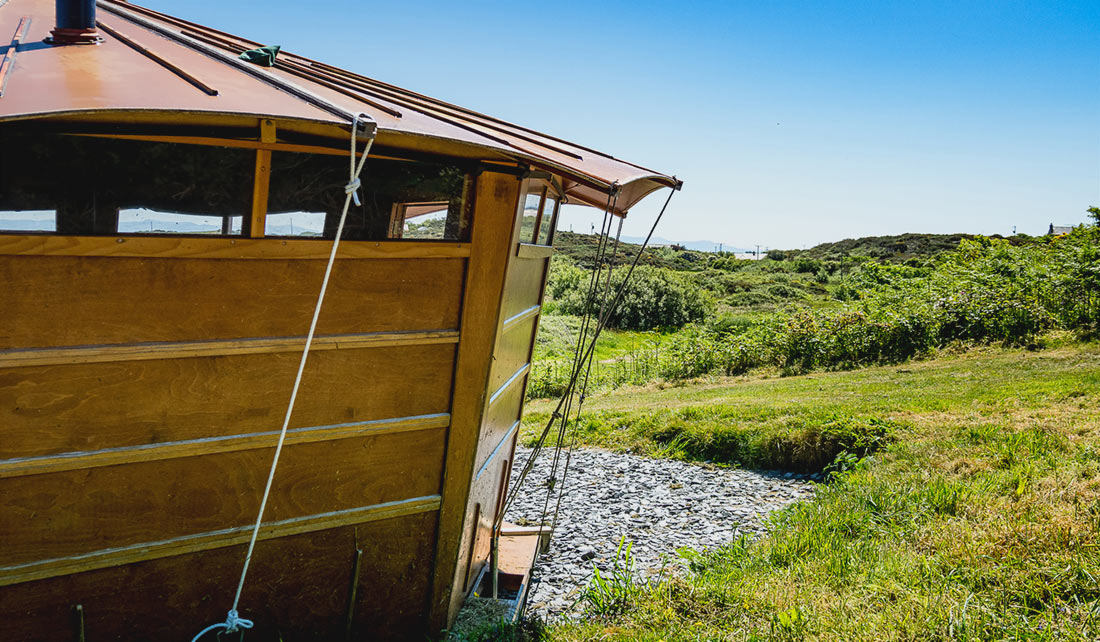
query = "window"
xmin=519 ymin=183 xmax=557 ymax=246
xmin=0 ymin=210 xmax=55 ymax=233
xmin=536 ymin=196 xmax=557 ymax=245
xmin=0 ymin=131 xmax=251 ymax=236
xmin=0 ymin=128 xmax=474 ymax=242
xmin=394 ymin=202 xmax=450 ymax=239
xmin=266 ymin=152 xmax=473 ymax=241
xmin=119 ymin=209 xmax=243 ymax=235
xmin=520 ymin=190 xmax=542 ymax=243
xmin=264 ymin=211 xmax=325 ymax=237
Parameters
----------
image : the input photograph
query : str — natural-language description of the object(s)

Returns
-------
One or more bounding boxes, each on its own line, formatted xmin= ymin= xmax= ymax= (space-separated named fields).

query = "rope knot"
xmin=344 ymin=178 xmax=361 ymax=206
xmin=224 ymin=609 xmax=254 ymax=633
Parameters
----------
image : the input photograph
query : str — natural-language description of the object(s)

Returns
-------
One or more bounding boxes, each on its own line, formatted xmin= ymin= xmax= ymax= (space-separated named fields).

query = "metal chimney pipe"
xmin=46 ymin=0 xmax=103 ymax=45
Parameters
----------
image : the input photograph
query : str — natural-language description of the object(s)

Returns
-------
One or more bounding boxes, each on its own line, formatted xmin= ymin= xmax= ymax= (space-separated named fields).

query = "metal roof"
xmin=0 ymin=0 xmax=680 ymax=213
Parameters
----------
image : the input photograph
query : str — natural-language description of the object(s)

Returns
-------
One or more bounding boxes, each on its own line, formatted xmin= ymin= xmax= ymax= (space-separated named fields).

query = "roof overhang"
xmin=0 ymin=0 xmax=681 ymax=213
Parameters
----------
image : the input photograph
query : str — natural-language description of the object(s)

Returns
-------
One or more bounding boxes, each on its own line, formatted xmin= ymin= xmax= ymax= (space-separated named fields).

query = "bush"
xmin=555 ymin=265 xmax=713 ymax=331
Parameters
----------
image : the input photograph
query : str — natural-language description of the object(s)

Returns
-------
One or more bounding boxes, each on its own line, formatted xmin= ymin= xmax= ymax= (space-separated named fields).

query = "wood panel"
xmin=2 ymin=496 xmax=440 ymax=587
xmin=0 ymin=233 xmax=471 ymax=259
xmin=501 ymin=304 xmax=539 ymax=333
xmin=0 ymin=255 xmax=464 ymax=349
xmin=488 ymin=314 xmax=539 ymax=395
xmin=474 ymin=372 xmax=527 ymax=475
xmin=475 ymin=420 xmax=519 ymax=482
xmin=0 ymin=344 xmax=456 ymax=459
xmin=0 ymin=428 xmax=445 ymax=568
xmin=0 ymin=414 xmax=448 ymax=480
xmin=428 ymin=172 xmax=521 ymax=629
xmin=0 ymin=513 xmax=438 ymax=641
xmin=0 ymin=329 xmax=459 ymax=369
xmin=500 ymin=256 xmax=549 ymax=322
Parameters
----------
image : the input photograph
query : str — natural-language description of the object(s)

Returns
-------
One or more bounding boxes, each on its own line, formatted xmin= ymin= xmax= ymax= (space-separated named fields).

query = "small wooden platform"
xmin=468 ymin=522 xmax=550 ymax=621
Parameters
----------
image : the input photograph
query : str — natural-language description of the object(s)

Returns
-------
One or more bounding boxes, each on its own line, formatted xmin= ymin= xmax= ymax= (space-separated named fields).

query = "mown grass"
xmin=517 ymin=344 xmax=1100 ymax=641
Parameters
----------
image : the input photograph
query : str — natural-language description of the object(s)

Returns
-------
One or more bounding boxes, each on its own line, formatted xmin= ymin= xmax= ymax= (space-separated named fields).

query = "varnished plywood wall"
xmin=0 ymin=513 xmax=438 ymax=641
xmin=0 ymin=245 xmax=466 ymax=640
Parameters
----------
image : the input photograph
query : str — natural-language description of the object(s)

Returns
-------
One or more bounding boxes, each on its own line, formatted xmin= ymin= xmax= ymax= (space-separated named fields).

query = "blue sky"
xmin=141 ymin=0 xmax=1099 ymax=249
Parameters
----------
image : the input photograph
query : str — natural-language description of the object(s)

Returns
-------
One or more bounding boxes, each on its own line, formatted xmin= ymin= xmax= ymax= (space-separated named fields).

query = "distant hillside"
xmin=619 ymin=235 xmax=752 ymax=253
xmin=789 ymin=232 xmax=1021 ymax=262
xmin=553 ymin=230 xmax=714 ymax=270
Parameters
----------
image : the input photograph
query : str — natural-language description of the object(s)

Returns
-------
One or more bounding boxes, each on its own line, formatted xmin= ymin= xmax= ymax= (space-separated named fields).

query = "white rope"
xmin=191 ymin=113 xmax=376 ymax=641
xmin=189 ymin=610 xmax=252 ymax=642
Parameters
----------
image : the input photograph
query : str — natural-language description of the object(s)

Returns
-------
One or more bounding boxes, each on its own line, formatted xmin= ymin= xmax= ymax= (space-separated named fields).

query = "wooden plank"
xmin=64 ymin=130 xmax=469 ymax=166
xmin=0 ymin=495 xmax=441 ymax=587
xmin=0 ymin=412 xmax=449 ymax=479
xmin=0 ymin=234 xmax=471 ymax=259
xmin=501 ymin=304 xmax=539 ymax=333
xmin=0 ymin=256 xmax=465 ymax=348
xmin=475 ymin=372 xmax=526 ymax=475
xmin=250 ymin=148 xmax=272 ymax=237
xmin=0 ymin=512 xmax=438 ymax=641
xmin=0 ymin=428 xmax=446 ymax=568
xmin=428 ymin=171 xmax=521 ymax=630
xmin=500 ymin=251 xmax=550 ymax=321
xmin=475 ymin=420 xmax=520 ymax=481
xmin=0 ymin=329 xmax=459 ymax=369
xmin=259 ymin=118 xmax=277 ymax=144
xmin=488 ymin=315 xmax=538 ymax=394
xmin=516 ymin=243 xmax=554 ymax=259
xmin=0 ymin=344 xmax=456 ymax=459
xmin=497 ymin=527 xmax=542 ymax=576
xmin=488 ymin=363 xmax=531 ymax=407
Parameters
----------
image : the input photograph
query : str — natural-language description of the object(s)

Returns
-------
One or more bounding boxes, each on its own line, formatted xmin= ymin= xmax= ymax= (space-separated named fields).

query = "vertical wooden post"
xmin=428 ymin=170 xmax=521 ymax=631
xmin=248 ymin=119 xmax=276 ymax=238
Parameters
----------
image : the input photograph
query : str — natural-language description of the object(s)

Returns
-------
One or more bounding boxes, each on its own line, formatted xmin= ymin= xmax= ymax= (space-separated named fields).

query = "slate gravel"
xmin=504 ymin=447 xmax=816 ymax=619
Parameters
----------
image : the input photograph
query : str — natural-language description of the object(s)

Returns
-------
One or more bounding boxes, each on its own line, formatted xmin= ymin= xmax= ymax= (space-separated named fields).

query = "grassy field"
xmin=513 ymin=343 xmax=1100 ymax=641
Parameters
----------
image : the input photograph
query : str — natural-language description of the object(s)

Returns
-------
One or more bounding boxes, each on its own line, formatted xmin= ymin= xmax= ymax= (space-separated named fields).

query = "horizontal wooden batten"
xmin=0 ymin=234 xmax=470 ymax=260
xmin=0 ymin=495 xmax=441 ymax=587
xmin=0 ymin=329 xmax=460 ymax=369
xmin=501 ymin=305 xmax=540 ymax=333
xmin=488 ymin=363 xmax=531 ymax=407
xmin=0 ymin=412 xmax=450 ymax=479
xmin=516 ymin=243 xmax=554 ymax=259
xmin=475 ymin=420 xmax=520 ymax=481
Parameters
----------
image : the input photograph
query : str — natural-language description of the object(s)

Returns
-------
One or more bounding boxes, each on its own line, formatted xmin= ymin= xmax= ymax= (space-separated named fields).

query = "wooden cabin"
xmin=0 ymin=0 xmax=679 ymax=639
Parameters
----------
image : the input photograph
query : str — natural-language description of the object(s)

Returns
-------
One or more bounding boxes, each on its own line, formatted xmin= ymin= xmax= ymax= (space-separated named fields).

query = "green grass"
xmin=521 ymin=343 xmax=1100 ymax=641
xmin=533 ymin=314 xmax=668 ymax=363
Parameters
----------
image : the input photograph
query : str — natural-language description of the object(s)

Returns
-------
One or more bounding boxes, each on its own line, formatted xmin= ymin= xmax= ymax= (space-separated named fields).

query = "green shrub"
xmin=555 ymin=265 xmax=713 ymax=331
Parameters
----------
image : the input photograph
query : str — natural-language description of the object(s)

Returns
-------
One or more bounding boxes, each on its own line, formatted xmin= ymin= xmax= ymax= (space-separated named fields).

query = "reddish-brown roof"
xmin=0 ymin=0 xmax=679 ymax=212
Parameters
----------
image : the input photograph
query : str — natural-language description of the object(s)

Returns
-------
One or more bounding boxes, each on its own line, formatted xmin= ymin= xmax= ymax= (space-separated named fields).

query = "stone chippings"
xmin=504 ymin=447 xmax=816 ymax=619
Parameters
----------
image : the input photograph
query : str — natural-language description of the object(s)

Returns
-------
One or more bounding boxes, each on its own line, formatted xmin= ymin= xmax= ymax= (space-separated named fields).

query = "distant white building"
xmin=1048 ymin=223 xmax=1074 ymax=235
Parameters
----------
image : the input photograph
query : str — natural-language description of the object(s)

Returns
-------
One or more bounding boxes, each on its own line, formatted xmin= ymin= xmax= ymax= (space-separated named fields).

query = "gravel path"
xmin=504 ymin=447 xmax=816 ymax=619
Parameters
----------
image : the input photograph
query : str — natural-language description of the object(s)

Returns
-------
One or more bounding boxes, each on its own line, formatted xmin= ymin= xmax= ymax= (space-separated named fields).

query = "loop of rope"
xmin=190 ymin=113 xmax=376 ymax=642
xmin=345 ymin=177 xmax=361 ymax=205
xmin=189 ymin=610 xmax=253 ymax=642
